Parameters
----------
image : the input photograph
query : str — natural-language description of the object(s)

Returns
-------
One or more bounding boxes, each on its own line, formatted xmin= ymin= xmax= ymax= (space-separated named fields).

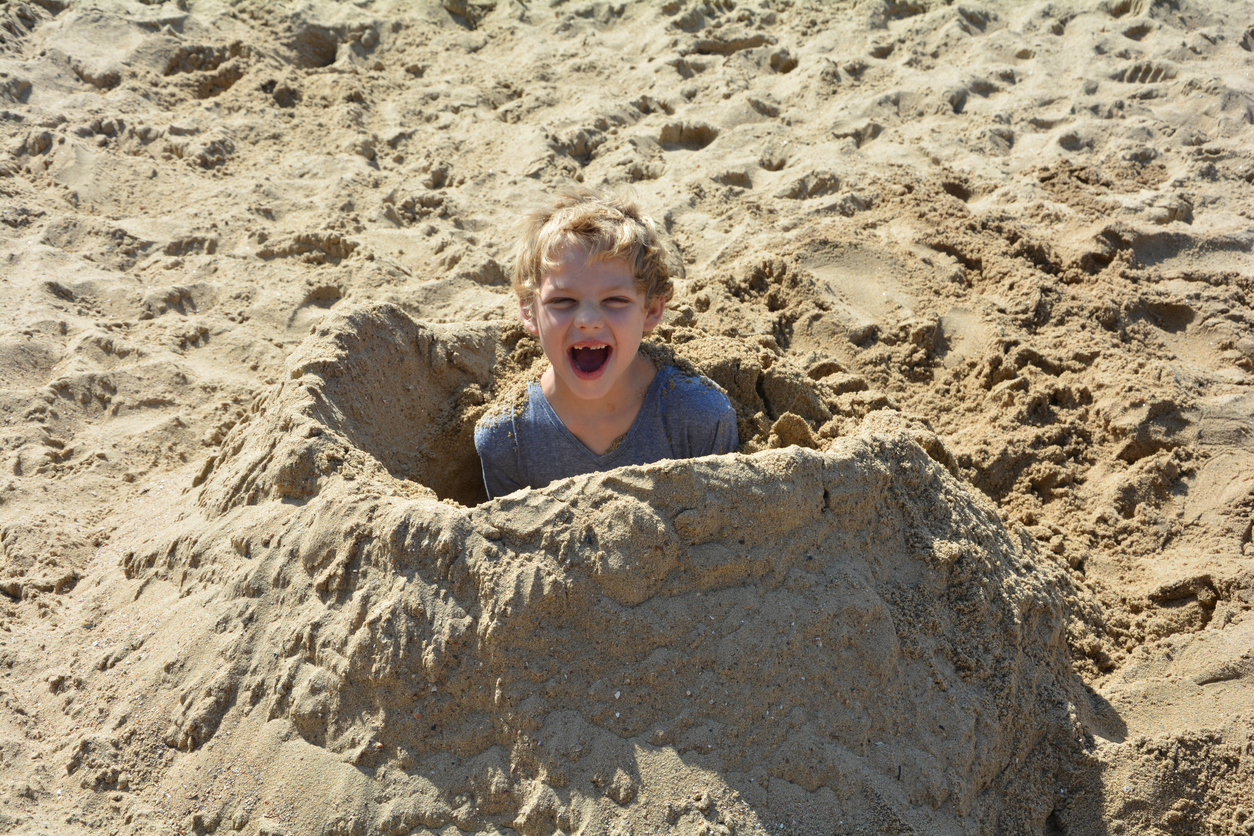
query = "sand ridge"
xmin=0 ymin=0 xmax=1252 ymax=834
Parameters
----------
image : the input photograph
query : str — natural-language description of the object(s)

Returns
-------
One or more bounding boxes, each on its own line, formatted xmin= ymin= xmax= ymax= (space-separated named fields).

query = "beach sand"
xmin=0 ymin=1 xmax=1251 ymax=833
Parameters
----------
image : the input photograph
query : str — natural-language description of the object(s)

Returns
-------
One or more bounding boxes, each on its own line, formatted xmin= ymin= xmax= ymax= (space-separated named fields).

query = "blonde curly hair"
xmin=512 ymin=186 xmax=676 ymax=313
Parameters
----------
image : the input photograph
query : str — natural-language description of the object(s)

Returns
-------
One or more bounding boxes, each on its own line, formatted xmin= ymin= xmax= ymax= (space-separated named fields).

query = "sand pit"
xmin=84 ymin=304 xmax=1090 ymax=835
xmin=1 ymin=0 xmax=1253 ymax=834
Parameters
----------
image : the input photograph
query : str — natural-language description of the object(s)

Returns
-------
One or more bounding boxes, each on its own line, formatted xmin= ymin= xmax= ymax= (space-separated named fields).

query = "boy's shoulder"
xmin=474 ymin=381 xmax=532 ymax=453
xmin=476 ymin=379 xmax=540 ymax=427
xmin=655 ymin=364 xmax=732 ymax=410
xmin=651 ymin=363 xmax=738 ymax=457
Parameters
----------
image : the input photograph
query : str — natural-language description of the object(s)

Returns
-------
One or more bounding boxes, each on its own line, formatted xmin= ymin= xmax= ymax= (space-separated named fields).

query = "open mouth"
xmin=570 ymin=344 xmax=611 ymax=376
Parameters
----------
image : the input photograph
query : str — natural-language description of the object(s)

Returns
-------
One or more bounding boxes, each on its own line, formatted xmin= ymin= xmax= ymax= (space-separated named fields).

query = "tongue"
xmin=572 ymin=346 xmax=610 ymax=373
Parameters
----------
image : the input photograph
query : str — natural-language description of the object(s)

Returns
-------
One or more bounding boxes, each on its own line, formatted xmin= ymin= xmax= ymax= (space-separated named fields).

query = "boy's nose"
xmin=574 ymin=302 xmax=602 ymax=328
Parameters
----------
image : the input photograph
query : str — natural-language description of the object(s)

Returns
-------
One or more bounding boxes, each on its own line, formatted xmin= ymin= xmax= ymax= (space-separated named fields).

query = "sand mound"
xmin=77 ymin=304 xmax=1089 ymax=835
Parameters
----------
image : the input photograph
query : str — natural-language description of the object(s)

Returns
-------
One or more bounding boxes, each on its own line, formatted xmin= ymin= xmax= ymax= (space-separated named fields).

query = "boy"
xmin=475 ymin=187 xmax=738 ymax=499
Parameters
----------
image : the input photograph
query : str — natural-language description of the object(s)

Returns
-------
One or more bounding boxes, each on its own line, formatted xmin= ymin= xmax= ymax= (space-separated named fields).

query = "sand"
xmin=0 ymin=0 xmax=1251 ymax=834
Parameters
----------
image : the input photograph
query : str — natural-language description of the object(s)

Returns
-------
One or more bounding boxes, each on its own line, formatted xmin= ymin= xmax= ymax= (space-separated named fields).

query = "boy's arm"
xmin=475 ymin=417 xmax=526 ymax=500
xmin=481 ymin=458 xmax=525 ymax=500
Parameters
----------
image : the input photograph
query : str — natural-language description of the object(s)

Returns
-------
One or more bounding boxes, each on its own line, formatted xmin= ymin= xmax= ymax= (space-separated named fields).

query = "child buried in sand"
xmin=475 ymin=187 xmax=738 ymax=499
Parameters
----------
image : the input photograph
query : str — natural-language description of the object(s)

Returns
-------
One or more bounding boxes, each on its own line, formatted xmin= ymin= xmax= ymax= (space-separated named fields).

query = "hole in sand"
xmin=941 ymin=181 xmax=972 ymax=202
xmin=303 ymin=285 xmax=342 ymax=309
xmin=1058 ymin=132 xmax=1091 ymax=152
xmin=299 ymin=309 xmax=501 ymax=506
xmin=261 ymin=79 xmax=301 ymax=108
xmin=288 ymin=26 xmax=340 ymax=69
xmin=1138 ymin=301 xmax=1195 ymax=334
xmin=883 ymin=2 xmax=928 ymax=20
xmin=1106 ymin=0 xmax=1138 ymax=18
xmin=194 ymin=64 xmax=243 ymax=100
xmin=195 ymin=305 xmax=521 ymax=513
xmin=659 ymin=121 xmax=719 ymax=150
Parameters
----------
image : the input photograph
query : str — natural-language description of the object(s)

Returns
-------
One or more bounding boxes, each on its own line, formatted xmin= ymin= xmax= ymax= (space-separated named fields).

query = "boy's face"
xmin=520 ymin=247 xmax=664 ymax=403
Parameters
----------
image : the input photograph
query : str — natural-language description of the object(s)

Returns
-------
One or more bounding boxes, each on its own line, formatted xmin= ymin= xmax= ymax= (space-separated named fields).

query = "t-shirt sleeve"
xmin=704 ymin=399 xmax=739 ymax=456
xmin=474 ymin=414 xmax=525 ymax=500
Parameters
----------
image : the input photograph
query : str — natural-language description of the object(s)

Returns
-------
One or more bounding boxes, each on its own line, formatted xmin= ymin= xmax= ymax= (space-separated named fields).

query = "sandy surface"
xmin=1 ymin=0 xmax=1252 ymax=834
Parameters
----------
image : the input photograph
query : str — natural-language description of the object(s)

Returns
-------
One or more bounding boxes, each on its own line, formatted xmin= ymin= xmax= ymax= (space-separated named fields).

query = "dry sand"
xmin=1 ymin=0 xmax=1252 ymax=834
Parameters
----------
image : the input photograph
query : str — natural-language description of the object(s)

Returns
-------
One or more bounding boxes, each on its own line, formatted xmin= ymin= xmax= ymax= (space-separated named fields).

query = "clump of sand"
xmin=1 ymin=0 xmax=1252 ymax=834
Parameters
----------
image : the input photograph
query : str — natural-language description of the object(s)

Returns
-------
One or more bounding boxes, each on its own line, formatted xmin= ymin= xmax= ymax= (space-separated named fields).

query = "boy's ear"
xmin=642 ymin=295 xmax=665 ymax=333
xmin=519 ymin=296 xmax=539 ymax=335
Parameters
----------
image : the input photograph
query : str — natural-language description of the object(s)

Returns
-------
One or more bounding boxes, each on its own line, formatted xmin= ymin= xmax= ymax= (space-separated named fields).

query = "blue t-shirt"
xmin=474 ymin=364 xmax=739 ymax=499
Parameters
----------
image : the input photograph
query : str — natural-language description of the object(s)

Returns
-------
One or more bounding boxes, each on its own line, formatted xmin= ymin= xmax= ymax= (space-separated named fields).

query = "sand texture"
xmin=1 ymin=1 xmax=1252 ymax=834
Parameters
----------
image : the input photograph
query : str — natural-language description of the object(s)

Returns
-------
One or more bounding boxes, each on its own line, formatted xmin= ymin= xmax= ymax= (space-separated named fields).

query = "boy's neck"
xmin=541 ymin=352 xmax=658 ymax=456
